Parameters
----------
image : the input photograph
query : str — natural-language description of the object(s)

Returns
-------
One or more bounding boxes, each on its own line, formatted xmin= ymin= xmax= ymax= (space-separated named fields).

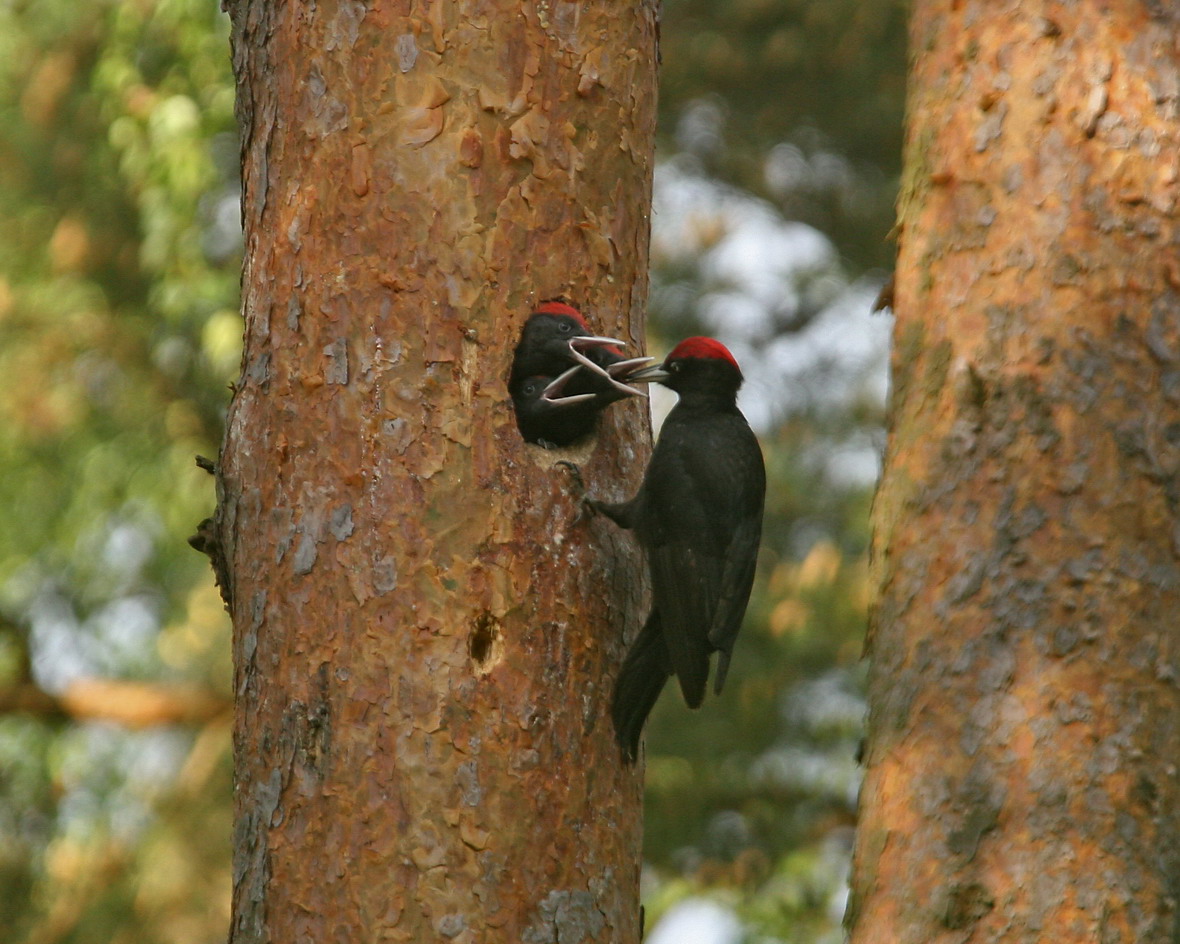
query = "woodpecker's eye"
xmin=558 ymin=322 xmax=572 ymax=333
xmin=668 ymin=361 xmax=681 ymax=372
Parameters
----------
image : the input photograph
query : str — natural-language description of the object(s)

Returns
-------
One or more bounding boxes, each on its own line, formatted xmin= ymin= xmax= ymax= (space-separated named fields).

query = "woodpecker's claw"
xmin=540 ymin=366 xmax=597 ymax=406
xmin=556 ymin=460 xmax=585 ymax=497
xmin=555 ymin=460 xmax=597 ymax=524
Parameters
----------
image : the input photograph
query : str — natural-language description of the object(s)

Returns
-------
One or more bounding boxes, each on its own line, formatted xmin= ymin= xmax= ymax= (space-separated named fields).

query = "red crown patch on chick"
xmin=534 ymin=300 xmax=588 ymax=326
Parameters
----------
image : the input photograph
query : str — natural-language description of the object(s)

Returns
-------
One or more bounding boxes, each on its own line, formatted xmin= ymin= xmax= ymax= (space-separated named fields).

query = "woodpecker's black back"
xmin=593 ymin=339 xmax=765 ymax=761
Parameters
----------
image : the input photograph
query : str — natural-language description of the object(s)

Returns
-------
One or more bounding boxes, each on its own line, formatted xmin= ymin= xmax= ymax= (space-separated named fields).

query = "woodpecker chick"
xmin=509 ymin=301 xmax=650 ymax=446
xmin=510 ymin=368 xmax=599 ymax=448
xmin=586 ymin=337 xmax=766 ymax=761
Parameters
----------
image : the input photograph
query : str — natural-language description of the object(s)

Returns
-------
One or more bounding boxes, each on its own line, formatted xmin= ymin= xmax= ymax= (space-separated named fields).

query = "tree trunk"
xmin=849 ymin=5 xmax=1180 ymax=943
xmin=217 ymin=3 xmax=657 ymax=942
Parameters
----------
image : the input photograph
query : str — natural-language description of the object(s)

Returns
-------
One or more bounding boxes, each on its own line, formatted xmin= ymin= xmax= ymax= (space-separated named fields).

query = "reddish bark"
xmin=849 ymin=5 xmax=1180 ymax=943
xmin=218 ymin=2 xmax=658 ymax=941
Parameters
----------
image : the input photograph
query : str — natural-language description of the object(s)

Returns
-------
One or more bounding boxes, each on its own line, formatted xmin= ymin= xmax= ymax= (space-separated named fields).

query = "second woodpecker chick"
xmin=585 ymin=337 xmax=766 ymax=762
xmin=511 ymin=369 xmax=598 ymax=448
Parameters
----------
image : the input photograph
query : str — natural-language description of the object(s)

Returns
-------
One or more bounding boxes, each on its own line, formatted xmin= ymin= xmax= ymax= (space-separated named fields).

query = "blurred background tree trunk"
xmin=850 ymin=4 xmax=1180 ymax=942
xmin=0 ymin=0 xmax=913 ymax=939
xmin=217 ymin=2 xmax=657 ymax=941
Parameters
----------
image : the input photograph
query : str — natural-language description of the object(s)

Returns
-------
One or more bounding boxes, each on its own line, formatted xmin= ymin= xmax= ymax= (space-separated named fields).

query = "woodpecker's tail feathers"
xmin=611 ymin=613 xmax=672 ymax=763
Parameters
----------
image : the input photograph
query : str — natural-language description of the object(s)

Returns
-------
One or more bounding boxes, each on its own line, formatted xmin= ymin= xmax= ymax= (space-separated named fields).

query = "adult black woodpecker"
xmin=509 ymin=301 xmax=651 ymax=446
xmin=583 ymin=337 xmax=766 ymax=761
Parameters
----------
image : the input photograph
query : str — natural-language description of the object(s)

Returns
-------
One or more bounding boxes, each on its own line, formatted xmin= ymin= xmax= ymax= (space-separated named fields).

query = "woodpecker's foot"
xmin=555 ymin=460 xmax=597 ymax=523
xmin=555 ymin=459 xmax=584 ymax=494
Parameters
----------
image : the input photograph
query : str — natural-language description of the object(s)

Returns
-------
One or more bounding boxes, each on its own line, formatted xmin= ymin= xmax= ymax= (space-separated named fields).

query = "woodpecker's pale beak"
xmin=606 ymin=356 xmax=655 ymax=377
xmin=540 ymin=365 xmax=598 ymax=406
xmin=619 ymin=361 xmax=671 ymax=385
xmin=567 ymin=335 xmax=626 ymax=375
xmin=567 ymin=337 xmax=650 ymax=397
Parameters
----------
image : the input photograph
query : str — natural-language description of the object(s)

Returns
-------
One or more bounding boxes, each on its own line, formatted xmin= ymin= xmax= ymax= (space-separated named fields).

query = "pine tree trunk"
xmin=217 ymin=3 xmax=658 ymax=941
xmin=849 ymin=5 xmax=1180 ymax=942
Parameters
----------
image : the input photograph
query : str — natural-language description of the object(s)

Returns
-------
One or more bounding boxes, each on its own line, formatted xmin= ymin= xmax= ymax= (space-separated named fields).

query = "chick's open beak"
xmin=567 ymin=337 xmax=652 ymax=397
xmin=540 ymin=366 xmax=597 ymax=406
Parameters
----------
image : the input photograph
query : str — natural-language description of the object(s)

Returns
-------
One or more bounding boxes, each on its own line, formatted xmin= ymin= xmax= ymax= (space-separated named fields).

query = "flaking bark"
xmin=218 ymin=3 xmax=658 ymax=941
xmin=849 ymin=5 xmax=1180 ymax=943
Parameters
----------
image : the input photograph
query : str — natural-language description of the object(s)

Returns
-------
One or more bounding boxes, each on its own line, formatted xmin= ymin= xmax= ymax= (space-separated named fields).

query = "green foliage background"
xmin=0 ymin=2 xmax=903 ymax=941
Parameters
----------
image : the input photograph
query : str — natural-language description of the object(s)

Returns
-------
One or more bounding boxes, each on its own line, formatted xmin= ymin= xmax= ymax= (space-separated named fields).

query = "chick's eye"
xmin=522 ymin=382 xmax=538 ymax=396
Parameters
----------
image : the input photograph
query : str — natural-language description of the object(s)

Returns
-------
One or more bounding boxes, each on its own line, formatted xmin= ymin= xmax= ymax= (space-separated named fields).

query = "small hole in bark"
xmin=469 ymin=612 xmax=502 ymax=674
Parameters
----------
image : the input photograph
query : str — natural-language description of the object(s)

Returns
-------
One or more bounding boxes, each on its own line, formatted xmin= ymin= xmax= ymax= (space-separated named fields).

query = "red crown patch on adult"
xmin=535 ymin=301 xmax=587 ymax=327
xmin=667 ymin=336 xmax=740 ymax=371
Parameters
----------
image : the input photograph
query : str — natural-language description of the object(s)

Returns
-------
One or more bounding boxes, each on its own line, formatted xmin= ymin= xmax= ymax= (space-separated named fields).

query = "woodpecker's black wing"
xmin=709 ymin=420 xmax=765 ymax=692
xmin=646 ymin=542 xmax=722 ymax=707
xmin=708 ymin=509 xmax=764 ymax=694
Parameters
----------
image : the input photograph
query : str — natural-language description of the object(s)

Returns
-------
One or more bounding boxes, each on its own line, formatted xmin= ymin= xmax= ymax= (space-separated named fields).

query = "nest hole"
xmin=469 ymin=612 xmax=503 ymax=674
